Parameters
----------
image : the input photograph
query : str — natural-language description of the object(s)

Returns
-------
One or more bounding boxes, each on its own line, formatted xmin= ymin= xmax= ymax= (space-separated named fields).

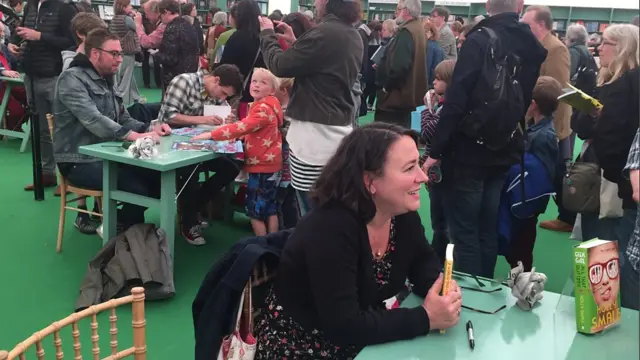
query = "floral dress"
xmin=254 ymin=220 xmax=397 ymax=360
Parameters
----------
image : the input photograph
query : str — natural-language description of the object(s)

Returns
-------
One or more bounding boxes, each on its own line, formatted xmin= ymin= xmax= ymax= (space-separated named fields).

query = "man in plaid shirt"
xmin=624 ymin=129 xmax=640 ymax=271
xmin=158 ymin=65 xmax=241 ymax=125
xmin=621 ymin=128 xmax=640 ymax=311
xmin=158 ymin=64 xmax=245 ymax=245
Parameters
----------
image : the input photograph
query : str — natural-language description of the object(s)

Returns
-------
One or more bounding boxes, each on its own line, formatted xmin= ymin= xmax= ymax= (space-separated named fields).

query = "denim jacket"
xmin=526 ymin=116 xmax=558 ymax=180
xmin=53 ymin=53 xmax=149 ymax=163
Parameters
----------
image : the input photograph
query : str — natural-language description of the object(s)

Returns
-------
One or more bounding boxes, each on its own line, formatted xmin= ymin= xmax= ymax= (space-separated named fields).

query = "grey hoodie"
xmin=61 ymin=50 xmax=77 ymax=71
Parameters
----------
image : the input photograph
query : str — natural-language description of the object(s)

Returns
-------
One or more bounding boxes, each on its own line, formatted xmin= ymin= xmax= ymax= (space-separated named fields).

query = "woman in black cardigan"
xmin=573 ymin=24 xmax=639 ymax=310
xmin=219 ymin=0 xmax=265 ymax=119
xmin=254 ymin=123 xmax=462 ymax=359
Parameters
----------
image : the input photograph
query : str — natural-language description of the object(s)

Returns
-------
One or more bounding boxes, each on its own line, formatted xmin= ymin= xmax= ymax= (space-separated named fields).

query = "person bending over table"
xmin=53 ymin=28 xmax=171 ymax=233
xmin=157 ymin=64 xmax=244 ymax=245
xmin=253 ymin=123 xmax=462 ymax=359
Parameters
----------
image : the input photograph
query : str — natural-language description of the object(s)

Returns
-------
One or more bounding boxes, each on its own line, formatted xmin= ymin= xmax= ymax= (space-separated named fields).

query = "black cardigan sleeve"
xmin=405 ymin=213 xmax=441 ymax=297
xmin=594 ymin=70 xmax=640 ymax=184
xmin=303 ymin=211 xmax=431 ymax=347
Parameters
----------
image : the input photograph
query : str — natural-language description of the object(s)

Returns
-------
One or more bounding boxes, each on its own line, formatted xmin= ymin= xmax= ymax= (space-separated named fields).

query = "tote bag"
xmin=217 ymin=284 xmax=256 ymax=360
xmin=599 ymin=172 xmax=624 ymax=219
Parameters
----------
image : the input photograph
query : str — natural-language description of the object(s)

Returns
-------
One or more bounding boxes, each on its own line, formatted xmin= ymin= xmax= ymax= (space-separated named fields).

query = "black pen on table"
xmin=466 ymin=321 xmax=475 ymax=350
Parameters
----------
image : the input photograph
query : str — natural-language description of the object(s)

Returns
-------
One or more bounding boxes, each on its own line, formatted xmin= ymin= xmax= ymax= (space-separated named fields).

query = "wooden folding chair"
xmin=0 ymin=287 xmax=147 ymax=360
xmin=242 ymin=259 xmax=277 ymax=332
xmin=46 ymin=114 xmax=104 ymax=252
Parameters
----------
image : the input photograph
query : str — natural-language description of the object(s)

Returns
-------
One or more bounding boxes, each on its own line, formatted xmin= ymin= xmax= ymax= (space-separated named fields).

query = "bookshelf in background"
xmin=552 ymin=19 xmax=567 ymax=32
xmin=584 ymin=21 xmax=599 ymax=32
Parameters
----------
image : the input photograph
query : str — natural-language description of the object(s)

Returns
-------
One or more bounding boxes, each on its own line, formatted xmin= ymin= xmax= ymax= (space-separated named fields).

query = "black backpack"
xmin=460 ymin=27 xmax=525 ymax=151
xmin=570 ymin=47 xmax=598 ymax=97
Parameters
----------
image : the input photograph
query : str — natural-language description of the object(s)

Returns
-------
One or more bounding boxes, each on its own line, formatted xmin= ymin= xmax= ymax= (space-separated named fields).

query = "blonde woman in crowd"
xmin=423 ymin=18 xmax=445 ymax=87
xmin=572 ymin=24 xmax=639 ymax=310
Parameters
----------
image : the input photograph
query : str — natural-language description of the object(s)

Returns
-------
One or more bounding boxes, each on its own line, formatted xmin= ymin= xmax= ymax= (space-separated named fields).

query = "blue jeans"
xmin=58 ymin=162 xmax=160 ymax=228
xmin=428 ymin=183 xmax=449 ymax=266
xmin=580 ymin=212 xmax=617 ymax=241
xmin=614 ymin=209 xmax=639 ymax=310
xmin=554 ymin=133 xmax=576 ymax=225
xmin=443 ymin=165 xmax=507 ymax=278
xmin=277 ymin=186 xmax=298 ymax=229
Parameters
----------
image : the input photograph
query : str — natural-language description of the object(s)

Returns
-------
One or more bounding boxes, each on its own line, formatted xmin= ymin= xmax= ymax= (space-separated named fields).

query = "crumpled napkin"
xmin=506 ymin=261 xmax=548 ymax=311
xmin=128 ymin=136 xmax=158 ymax=159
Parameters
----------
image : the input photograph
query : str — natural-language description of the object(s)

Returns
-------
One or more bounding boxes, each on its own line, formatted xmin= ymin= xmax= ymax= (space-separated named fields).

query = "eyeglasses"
xmin=453 ymin=271 xmax=507 ymax=315
xmin=396 ymin=6 xmax=406 ymax=12
xmin=589 ymin=259 xmax=619 ymax=285
xmin=97 ymin=48 xmax=124 ymax=59
xmin=454 ymin=272 xmax=502 ymax=293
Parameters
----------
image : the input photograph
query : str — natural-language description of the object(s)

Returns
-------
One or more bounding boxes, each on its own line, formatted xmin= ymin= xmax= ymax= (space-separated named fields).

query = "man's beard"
xmin=395 ymin=17 xmax=405 ymax=25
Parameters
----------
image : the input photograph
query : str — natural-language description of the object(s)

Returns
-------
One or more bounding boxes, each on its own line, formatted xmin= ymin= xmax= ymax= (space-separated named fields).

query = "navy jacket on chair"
xmin=192 ymin=229 xmax=292 ymax=360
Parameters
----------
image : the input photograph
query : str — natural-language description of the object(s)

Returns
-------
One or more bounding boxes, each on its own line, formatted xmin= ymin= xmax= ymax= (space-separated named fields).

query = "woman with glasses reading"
xmin=253 ymin=123 xmax=462 ymax=359
xmin=573 ymin=24 xmax=639 ymax=310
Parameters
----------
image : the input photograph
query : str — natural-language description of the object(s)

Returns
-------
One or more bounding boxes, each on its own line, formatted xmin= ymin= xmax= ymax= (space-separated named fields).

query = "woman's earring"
xmin=370 ymin=186 xmax=376 ymax=195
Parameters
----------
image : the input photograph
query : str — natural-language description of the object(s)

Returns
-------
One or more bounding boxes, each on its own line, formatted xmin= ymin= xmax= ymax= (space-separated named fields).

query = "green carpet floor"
xmin=0 ymin=89 xmax=578 ymax=358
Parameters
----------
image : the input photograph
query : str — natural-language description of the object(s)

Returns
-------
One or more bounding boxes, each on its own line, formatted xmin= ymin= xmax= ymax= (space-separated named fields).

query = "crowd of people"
xmin=2 ymin=0 xmax=639 ymax=357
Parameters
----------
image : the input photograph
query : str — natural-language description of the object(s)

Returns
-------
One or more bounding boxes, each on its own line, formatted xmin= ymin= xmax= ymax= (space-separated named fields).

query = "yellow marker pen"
xmin=440 ymin=243 xmax=455 ymax=334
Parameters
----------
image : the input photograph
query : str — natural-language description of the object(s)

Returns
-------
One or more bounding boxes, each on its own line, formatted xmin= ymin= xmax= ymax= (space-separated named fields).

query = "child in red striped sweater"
xmin=193 ymin=68 xmax=284 ymax=235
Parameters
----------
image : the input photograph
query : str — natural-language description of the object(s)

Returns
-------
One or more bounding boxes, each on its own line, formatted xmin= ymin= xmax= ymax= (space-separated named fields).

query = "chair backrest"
xmin=251 ymin=260 xmax=274 ymax=288
xmin=411 ymin=105 xmax=426 ymax=133
xmin=243 ymin=260 xmax=276 ymax=333
xmin=0 ymin=287 xmax=147 ymax=360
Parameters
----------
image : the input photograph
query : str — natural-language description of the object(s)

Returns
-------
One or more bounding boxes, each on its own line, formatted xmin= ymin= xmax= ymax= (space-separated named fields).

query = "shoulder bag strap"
xmin=243 ymin=48 xmax=261 ymax=90
xmin=233 ymin=286 xmax=246 ymax=332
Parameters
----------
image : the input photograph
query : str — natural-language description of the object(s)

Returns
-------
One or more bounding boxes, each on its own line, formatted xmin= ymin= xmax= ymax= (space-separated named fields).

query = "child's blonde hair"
xmin=252 ymin=67 xmax=280 ymax=89
xmin=279 ymin=77 xmax=294 ymax=91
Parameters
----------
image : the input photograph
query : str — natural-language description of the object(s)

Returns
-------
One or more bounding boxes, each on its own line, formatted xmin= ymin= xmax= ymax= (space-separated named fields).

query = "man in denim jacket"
xmin=54 ymin=28 xmax=171 ymax=232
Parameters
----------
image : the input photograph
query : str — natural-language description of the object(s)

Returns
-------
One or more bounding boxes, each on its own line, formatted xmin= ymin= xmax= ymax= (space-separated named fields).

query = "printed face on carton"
xmin=588 ymin=242 xmax=620 ymax=309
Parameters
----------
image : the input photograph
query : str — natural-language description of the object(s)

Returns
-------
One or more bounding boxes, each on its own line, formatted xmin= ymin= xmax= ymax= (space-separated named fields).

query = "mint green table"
xmin=79 ymin=135 xmax=217 ymax=255
xmin=357 ymin=276 xmax=639 ymax=360
xmin=0 ymin=75 xmax=29 ymax=152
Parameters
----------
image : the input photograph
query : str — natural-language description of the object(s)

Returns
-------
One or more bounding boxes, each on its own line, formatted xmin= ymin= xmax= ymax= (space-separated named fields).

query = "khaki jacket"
xmin=75 ymin=224 xmax=175 ymax=311
xmin=376 ymin=18 xmax=428 ymax=112
xmin=540 ymin=33 xmax=572 ymax=140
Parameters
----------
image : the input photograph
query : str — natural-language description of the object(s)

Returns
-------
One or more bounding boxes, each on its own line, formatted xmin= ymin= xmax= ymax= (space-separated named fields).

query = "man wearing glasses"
xmin=430 ymin=6 xmax=457 ymax=60
xmin=53 ymin=28 xmax=172 ymax=233
xmin=374 ymin=0 xmax=427 ymax=129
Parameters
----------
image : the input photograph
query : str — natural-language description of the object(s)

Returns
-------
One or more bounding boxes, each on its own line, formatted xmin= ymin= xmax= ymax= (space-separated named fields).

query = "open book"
xmin=558 ymin=84 xmax=603 ymax=113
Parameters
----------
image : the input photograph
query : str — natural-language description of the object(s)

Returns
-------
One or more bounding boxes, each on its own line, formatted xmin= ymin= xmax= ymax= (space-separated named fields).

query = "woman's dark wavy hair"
xmin=235 ymin=0 xmax=261 ymax=38
xmin=325 ymin=0 xmax=362 ymax=24
xmin=311 ymin=123 xmax=419 ymax=223
xmin=282 ymin=12 xmax=315 ymax=38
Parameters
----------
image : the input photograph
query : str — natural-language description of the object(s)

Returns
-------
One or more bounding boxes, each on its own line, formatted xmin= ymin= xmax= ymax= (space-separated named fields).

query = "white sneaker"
xmin=182 ymin=224 xmax=206 ymax=246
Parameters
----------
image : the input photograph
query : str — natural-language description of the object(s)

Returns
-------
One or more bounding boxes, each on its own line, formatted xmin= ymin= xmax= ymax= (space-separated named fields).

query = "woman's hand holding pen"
xmin=422 ymin=273 xmax=462 ymax=330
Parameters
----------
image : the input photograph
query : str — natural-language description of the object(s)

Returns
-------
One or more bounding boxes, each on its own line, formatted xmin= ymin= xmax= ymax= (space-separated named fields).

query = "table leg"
xmin=160 ymin=170 xmax=177 ymax=257
xmin=0 ymin=83 xmax=13 ymax=140
xmin=102 ymin=160 xmax=118 ymax=245
xmin=19 ymin=120 xmax=30 ymax=152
